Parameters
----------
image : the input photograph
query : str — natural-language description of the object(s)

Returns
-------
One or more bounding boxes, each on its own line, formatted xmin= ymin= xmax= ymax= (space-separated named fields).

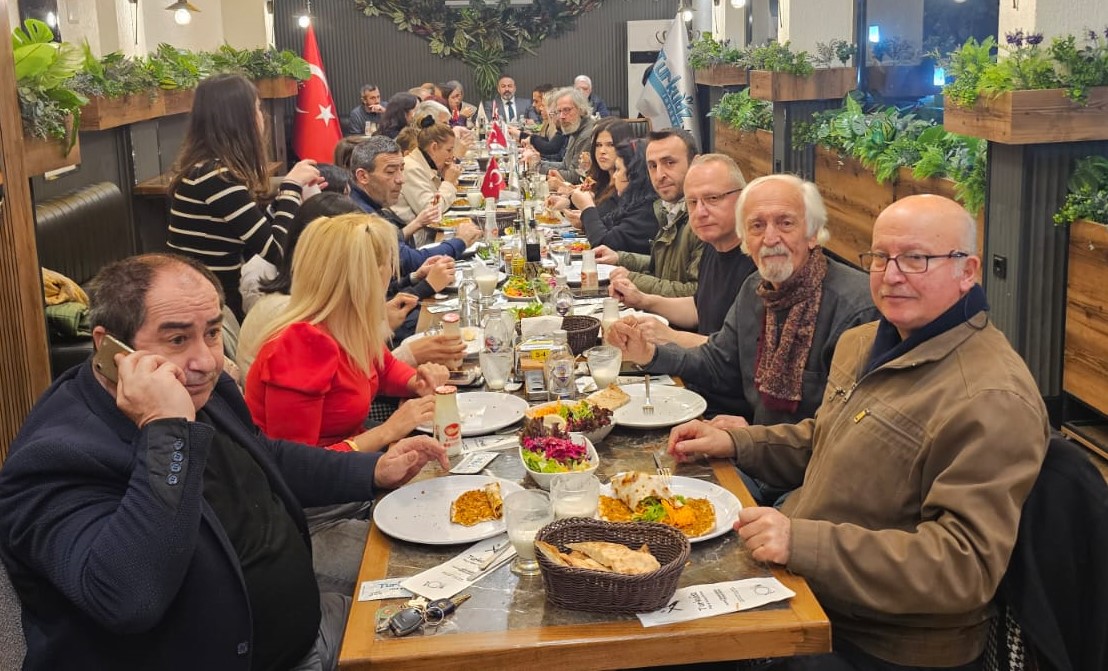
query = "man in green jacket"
xmin=594 ymin=128 xmax=704 ymax=298
xmin=667 ymin=195 xmax=1049 ymax=670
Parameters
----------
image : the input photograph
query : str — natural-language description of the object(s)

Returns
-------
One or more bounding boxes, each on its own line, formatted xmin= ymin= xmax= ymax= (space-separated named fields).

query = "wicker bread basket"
xmin=534 ymin=518 xmax=690 ymax=613
xmin=560 ymin=315 xmax=600 ymax=355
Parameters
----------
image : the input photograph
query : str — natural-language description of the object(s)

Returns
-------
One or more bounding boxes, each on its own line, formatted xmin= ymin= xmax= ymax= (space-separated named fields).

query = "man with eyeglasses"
xmin=522 ymin=87 xmax=595 ymax=183
xmin=607 ymin=154 xmax=756 ymax=346
xmin=608 ymin=174 xmax=875 ymax=428
xmin=665 ymin=194 xmax=1048 ymax=670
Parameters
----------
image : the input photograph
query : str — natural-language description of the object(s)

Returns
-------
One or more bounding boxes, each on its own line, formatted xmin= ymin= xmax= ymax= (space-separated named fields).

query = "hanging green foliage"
xmin=350 ymin=0 xmax=606 ymax=98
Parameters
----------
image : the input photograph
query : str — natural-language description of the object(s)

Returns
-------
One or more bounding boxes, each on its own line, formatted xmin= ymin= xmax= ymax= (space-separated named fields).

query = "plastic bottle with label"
xmin=433 ymin=385 xmax=463 ymax=457
xmin=479 ymin=307 xmax=512 ymax=391
xmin=579 ymin=249 xmax=599 ymax=292
xmin=457 ymin=267 xmax=479 ymax=331
xmin=545 ymin=329 xmax=576 ymax=401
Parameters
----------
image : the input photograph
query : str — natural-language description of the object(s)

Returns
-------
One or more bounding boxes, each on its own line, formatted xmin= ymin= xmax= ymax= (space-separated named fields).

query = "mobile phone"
xmin=92 ymin=334 xmax=133 ymax=384
xmin=524 ymin=369 xmax=547 ymax=401
xmin=448 ymin=368 xmax=480 ymax=386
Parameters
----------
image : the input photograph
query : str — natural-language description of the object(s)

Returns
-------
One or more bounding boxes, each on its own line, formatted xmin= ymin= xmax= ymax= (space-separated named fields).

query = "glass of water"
xmin=504 ymin=490 xmax=553 ymax=576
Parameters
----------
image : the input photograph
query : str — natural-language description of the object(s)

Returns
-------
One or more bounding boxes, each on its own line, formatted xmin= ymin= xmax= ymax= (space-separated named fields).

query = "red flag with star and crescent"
xmin=486 ymin=122 xmax=507 ymax=149
xmin=481 ymin=157 xmax=503 ymax=199
xmin=292 ymin=25 xmax=341 ymax=163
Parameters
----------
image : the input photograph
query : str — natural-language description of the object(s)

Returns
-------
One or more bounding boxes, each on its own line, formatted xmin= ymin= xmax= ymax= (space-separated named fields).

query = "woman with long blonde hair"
xmin=245 ymin=213 xmax=448 ymax=452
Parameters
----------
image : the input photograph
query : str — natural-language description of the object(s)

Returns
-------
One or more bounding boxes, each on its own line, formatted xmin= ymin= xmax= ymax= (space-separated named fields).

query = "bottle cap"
xmin=434 ymin=385 xmax=458 ymax=395
xmin=441 ymin=312 xmax=460 ymax=324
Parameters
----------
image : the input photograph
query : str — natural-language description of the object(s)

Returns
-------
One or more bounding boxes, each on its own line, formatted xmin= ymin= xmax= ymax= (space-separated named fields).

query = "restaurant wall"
xmin=273 ymin=0 xmax=678 ymax=122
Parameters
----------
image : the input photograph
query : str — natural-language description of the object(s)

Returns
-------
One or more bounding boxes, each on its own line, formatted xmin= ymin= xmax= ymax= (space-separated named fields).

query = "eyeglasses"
xmin=555 ymin=107 xmax=576 ymax=117
xmin=687 ymin=188 xmax=741 ymax=210
xmin=859 ymin=250 xmax=970 ymax=274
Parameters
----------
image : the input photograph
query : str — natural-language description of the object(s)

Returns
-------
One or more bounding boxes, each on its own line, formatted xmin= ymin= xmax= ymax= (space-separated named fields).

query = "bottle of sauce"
xmin=580 ymin=249 xmax=599 ymax=292
xmin=433 ymin=385 xmax=463 ymax=457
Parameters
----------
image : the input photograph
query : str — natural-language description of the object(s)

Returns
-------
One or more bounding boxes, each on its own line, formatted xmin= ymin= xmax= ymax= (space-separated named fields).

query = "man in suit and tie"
xmin=486 ymin=75 xmax=527 ymax=124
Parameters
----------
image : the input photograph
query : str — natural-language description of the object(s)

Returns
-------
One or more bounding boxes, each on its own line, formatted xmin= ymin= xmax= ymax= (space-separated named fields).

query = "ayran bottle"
xmin=579 ymin=249 xmax=599 ymax=292
xmin=433 ymin=385 xmax=463 ymax=457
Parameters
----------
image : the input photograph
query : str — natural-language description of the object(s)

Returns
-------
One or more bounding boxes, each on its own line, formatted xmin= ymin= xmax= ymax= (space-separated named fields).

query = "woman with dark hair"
xmin=549 ymin=119 xmax=633 ymax=228
xmin=375 ymin=92 xmax=419 ymax=139
xmin=168 ymin=73 xmax=322 ymax=318
xmin=440 ymin=80 xmax=476 ymax=127
xmin=394 ymin=120 xmax=461 ymax=246
xmin=569 ymin=140 xmax=659 ymax=255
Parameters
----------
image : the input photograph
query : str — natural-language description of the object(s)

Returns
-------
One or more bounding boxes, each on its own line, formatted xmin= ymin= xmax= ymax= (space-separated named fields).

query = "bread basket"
xmin=534 ymin=518 xmax=690 ymax=613
xmin=560 ymin=315 xmax=600 ymax=355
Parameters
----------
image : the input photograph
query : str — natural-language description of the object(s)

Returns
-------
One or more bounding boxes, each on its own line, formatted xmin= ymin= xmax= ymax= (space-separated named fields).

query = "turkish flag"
xmin=291 ymin=25 xmax=341 ymax=163
xmin=481 ymin=157 xmax=503 ymax=199
xmin=487 ymin=122 xmax=507 ymax=149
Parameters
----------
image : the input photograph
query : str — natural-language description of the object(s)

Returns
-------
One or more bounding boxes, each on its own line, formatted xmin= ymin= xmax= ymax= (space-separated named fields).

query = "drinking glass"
xmin=467 ymin=192 xmax=483 ymax=209
xmin=586 ymin=345 xmax=622 ymax=389
xmin=479 ymin=351 xmax=511 ymax=391
xmin=551 ymin=470 xmax=600 ymax=520
xmin=473 ymin=265 xmax=499 ymax=298
xmin=504 ymin=490 xmax=553 ymax=576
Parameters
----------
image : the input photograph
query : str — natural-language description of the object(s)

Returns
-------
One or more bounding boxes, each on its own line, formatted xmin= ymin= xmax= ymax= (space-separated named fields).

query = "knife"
xmin=477 ymin=539 xmax=513 ymax=571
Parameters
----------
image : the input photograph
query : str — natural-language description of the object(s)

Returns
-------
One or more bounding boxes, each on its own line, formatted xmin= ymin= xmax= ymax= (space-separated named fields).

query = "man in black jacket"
xmin=0 ymin=254 xmax=448 ymax=671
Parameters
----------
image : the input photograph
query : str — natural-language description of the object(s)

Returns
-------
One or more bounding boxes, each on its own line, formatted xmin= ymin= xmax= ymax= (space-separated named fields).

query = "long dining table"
xmin=338 ymin=347 xmax=831 ymax=669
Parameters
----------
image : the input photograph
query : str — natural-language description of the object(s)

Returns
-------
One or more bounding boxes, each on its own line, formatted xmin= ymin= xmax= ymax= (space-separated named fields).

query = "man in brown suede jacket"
xmin=668 ymin=195 xmax=1048 ymax=670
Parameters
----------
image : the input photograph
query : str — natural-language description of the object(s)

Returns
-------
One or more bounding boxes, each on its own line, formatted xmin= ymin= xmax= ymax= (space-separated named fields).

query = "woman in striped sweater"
xmin=168 ymin=73 xmax=322 ymax=318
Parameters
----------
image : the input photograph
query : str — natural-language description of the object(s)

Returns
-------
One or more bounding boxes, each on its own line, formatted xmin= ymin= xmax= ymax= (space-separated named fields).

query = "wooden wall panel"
xmin=1065 ymin=219 xmax=1108 ymax=416
xmin=0 ymin=0 xmax=51 ymax=464
xmin=714 ymin=122 xmax=772 ymax=183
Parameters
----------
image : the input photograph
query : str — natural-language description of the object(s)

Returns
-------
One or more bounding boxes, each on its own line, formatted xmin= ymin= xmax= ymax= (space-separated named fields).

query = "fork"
xmin=641 ymin=374 xmax=654 ymax=415
xmin=652 ymin=449 xmax=672 ymax=483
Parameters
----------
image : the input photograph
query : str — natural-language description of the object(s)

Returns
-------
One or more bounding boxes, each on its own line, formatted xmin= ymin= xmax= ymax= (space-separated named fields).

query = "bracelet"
xmin=343 ymin=438 xmax=360 ymax=452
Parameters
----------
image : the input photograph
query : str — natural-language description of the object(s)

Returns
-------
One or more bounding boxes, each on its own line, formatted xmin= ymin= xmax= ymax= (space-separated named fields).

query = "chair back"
xmin=0 ymin=560 xmax=26 ymax=670
xmin=624 ymin=118 xmax=651 ymax=139
xmin=991 ymin=432 xmax=1108 ymax=671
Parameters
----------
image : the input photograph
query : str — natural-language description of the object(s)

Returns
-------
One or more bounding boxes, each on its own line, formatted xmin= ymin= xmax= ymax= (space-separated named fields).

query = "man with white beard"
xmin=522 ymin=87 xmax=596 ymax=183
xmin=607 ymin=175 xmax=877 ymax=480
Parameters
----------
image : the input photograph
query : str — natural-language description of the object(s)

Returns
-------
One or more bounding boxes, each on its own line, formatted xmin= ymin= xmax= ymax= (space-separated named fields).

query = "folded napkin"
xmin=520 ymin=315 xmax=563 ymax=339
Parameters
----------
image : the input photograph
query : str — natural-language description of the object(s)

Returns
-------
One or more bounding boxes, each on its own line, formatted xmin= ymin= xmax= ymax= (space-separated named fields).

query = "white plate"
xmin=416 ymin=391 xmax=529 ymax=436
xmin=612 ymin=384 xmax=707 ymax=429
xmin=563 ymin=262 xmax=616 ymax=286
xmin=372 ymin=475 xmax=524 ymax=545
xmin=405 ymin=328 xmax=484 ymax=356
xmin=598 ymin=474 xmax=741 ymax=543
xmin=619 ymin=308 xmax=670 ymax=327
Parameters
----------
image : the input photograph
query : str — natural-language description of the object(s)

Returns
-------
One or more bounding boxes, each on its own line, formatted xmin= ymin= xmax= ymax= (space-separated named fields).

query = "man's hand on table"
xmin=735 ymin=508 xmax=791 ymax=565
xmin=591 ymin=245 xmax=619 ymax=265
xmin=605 ymin=317 xmax=655 ymax=365
xmin=667 ymin=419 xmax=736 ymax=461
xmin=609 ymin=276 xmax=642 ymax=306
xmin=422 ymin=257 xmax=456 ymax=293
xmin=374 ymin=435 xmax=449 ymax=489
xmin=386 ymin=293 xmax=420 ymax=331
xmin=626 ymin=315 xmax=677 ymax=346
xmin=708 ymin=415 xmax=750 ymax=431
xmin=408 ymin=333 xmax=466 ymax=368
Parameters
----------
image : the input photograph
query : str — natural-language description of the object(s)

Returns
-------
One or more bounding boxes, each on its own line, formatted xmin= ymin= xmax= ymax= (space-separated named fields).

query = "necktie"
xmin=506 ymin=101 xmax=515 ymax=122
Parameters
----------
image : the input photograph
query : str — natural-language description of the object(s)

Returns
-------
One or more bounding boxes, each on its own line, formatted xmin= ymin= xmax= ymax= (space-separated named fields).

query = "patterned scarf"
xmin=754 ymin=248 xmax=828 ymax=413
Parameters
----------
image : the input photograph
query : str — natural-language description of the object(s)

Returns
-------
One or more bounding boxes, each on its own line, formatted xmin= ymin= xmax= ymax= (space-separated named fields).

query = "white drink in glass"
xmin=508 ymin=525 xmax=541 ymax=561
xmin=504 ymin=490 xmax=553 ymax=575
xmin=479 ymin=351 xmax=510 ymax=390
xmin=467 ymin=192 xmax=483 ymax=208
xmin=586 ymin=345 xmax=622 ymax=389
xmin=553 ymin=495 xmax=598 ymax=520
xmin=475 ymin=271 xmax=498 ymax=297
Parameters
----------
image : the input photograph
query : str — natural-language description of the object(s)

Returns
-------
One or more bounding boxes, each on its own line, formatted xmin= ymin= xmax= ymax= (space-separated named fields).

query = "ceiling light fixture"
xmin=679 ymin=0 xmax=695 ymax=23
xmin=165 ymin=1 xmax=200 ymax=25
xmin=298 ymin=0 xmax=312 ymax=28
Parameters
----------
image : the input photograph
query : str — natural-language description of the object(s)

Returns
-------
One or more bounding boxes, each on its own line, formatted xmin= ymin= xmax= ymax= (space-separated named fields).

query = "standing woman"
xmin=246 ymin=213 xmax=449 ymax=452
xmin=168 ymin=73 xmax=321 ymax=319
xmin=393 ymin=119 xmax=462 ymax=246
xmin=375 ymin=92 xmax=419 ymax=139
xmin=440 ymin=80 xmax=476 ymax=127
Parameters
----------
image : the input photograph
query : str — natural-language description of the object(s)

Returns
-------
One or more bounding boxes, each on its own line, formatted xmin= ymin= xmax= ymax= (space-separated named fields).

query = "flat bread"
xmin=450 ymin=482 xmax=503 ymax=526
xmin=610 ymin=472 xmax=673 ymax=511
xmin=587 ymin=384 xmax=630 ymax=411
xmin=566 ymin=541 xmax=660 ymax=575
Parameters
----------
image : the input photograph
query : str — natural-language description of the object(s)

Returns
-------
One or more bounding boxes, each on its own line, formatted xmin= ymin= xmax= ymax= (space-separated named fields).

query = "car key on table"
xmin=382 ymin=593 xmax=472 ymax=636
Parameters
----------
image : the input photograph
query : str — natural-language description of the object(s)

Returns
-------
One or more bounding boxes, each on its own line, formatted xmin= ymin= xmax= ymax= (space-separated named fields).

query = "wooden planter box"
xmin=24 ymin=134 xmax=81 ymax=176
xmin=814 ymin=148 xmax=985 ymax=268
xmin=254 ymin=77 xmax=299 ymax=99
xmin=866 ymin=64 xmax=940 ymax=99
xmin=749 ymin=67 xmax=855 ymax=102
xmin=943 ymin=87 xmax=1108 ymax=144
xmin=714 ymin=121 xmax=772 ymax=181
xmin=161 ymin=88 xmax=196 ymax=116
xmin=79 ymin=91 xmax=166 ymax=131
xmin=695 ymin=65 xmax=748 ymax=87
xmin=1065 ymin=218 xmax=1108 ymax=417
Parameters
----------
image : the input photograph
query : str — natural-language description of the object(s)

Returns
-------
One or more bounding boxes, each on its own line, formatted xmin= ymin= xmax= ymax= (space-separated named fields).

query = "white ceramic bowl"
xmin=524 ymin=400 xmax=615 ymax=444
xmin=520 ymin=435 xmax=599 ymax=490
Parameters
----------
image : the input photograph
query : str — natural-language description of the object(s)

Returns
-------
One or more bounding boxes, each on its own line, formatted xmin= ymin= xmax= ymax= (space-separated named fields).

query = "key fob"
xmin=387 ymin=607 xmax=425 ymax=637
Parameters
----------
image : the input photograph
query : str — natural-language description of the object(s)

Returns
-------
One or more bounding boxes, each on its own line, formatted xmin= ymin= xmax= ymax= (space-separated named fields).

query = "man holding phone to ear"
xmin=0 ymin=253 xmax=448 ymax=671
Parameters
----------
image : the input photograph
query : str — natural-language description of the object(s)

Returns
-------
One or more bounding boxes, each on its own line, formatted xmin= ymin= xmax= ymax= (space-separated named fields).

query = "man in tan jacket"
xmin=668 ymin=195 xmax=1048 ymax=670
